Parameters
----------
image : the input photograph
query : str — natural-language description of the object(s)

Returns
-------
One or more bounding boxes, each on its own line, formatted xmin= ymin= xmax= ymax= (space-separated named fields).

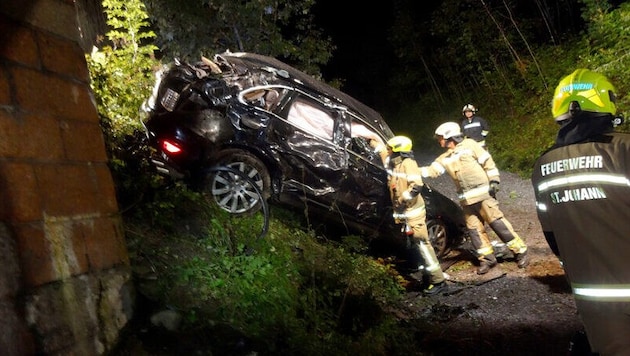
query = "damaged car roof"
xmin=142 ymin=51 xmax=466 ymax=257
xmin=213 ymin=51 xmax=393 ymax=138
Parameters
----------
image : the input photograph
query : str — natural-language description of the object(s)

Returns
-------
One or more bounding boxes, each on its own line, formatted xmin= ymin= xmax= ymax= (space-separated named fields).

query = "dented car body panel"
xmin=142 ymin=51 xmax=465 ymax=255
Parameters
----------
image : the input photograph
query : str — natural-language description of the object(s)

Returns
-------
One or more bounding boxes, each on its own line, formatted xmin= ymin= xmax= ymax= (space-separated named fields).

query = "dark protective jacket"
xmin=531 ymin=132 xmax=630 ymax=355
xmin=461 ymin=115 xmax=489 ymax=146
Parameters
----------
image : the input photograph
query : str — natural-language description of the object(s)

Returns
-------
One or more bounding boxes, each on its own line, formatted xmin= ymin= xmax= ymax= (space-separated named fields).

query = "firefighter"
xmin=385 ymin=136 xmax=447 ymax=295
xmin=531 ymin=69 xmax=630 ymax=355
xmin=461 ymin=104 xmax=490 ymax=148
xmin=420 ymin=122 xmax=529 ymax=274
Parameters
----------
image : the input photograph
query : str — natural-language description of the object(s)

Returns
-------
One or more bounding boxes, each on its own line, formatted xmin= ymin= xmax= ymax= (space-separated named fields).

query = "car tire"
xmin=208 ymin=149 xmax=271 ymax=215
xmin=427 ymin=218 xmax=450 ymax=258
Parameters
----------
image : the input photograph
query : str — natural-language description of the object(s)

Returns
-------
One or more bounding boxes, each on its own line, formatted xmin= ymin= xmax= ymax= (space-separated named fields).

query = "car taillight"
xmin=161 ymin=139 xmax=183 ymax=154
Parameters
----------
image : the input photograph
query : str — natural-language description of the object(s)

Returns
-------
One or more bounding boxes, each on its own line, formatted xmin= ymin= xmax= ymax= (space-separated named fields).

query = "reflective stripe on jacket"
xmin=461 ymin=116 xmax=489 ymax=143
xmin=532 ymin=133 xmax=630 ymax=353
xmin=532 ymin=132 xmax=630 ymax=303
xmin=573 ymin=283 xmax=630 ymax=302
xmin=387 ymin=155 xmax=425 ymax=221
xmin=421 ymin=138 xmax=499 ymax=205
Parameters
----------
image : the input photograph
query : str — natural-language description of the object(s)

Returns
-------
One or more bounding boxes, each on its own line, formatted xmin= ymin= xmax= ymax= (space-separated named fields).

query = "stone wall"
xmin=0 ymin=0 xmax=133 ymax=354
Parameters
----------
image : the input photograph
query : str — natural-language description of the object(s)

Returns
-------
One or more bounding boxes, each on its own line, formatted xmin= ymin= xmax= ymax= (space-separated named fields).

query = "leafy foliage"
xmin=85 ymin=0 xmax=161 ymax=208
xmin=88 ymin=0 xmax=630 ymax=353
xmin=87 ymin=0 xmax=158 ymax=145
xmin=125 ymin=187 xmax=415 ymax=354
xmin=579 ymin=0 xmax=630 ymax=115
xmin=386 ymin=0 xmax=630 ymax=177
xmin=143 ymin=0 xmax=335 ymax=75
xmin=88 ymin=1 xmax=416 ymax=354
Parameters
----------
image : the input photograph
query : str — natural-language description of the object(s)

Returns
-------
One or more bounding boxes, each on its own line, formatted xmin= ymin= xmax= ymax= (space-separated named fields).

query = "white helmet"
xmin=435 ymin=122 xmax=462 ymax=139
xmin=462 ymin=104 xmax=477 ymax=113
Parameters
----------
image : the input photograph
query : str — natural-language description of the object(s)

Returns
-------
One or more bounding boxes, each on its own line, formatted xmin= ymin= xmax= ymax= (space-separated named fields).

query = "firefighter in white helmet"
xmin=420 ymin=122 xmax=529 ymax=274
xmin=461 ymin=104 xmax=490 ymax=148
xmin=385 ymin=135 xmax=447 ymax=295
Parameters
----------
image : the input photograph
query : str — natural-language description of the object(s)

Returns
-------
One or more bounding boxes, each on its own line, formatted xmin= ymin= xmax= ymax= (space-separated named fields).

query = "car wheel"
xmin=427 ymin=218 xmax=450 ymax=258
xmin=209 ymin=149 xmax=271 ymax=215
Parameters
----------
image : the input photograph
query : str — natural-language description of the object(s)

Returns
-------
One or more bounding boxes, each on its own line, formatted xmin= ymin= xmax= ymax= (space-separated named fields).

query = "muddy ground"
xmin=407 ymin=161 xmax=584 ymax=355
xmin=113 ymin=161 xmax=585 ymax=355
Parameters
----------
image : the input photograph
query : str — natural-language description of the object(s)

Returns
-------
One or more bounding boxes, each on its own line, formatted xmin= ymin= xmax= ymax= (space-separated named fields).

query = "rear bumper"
xmin=150 ymin=151 xmax=185 ymax=179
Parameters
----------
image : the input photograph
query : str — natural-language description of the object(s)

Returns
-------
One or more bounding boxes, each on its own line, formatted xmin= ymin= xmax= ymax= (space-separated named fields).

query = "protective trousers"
xmin=576 ymin=299 xmax=630 ymax=355
xmin=409 ymin=215 xmax=445 ymax=285
xmin=463 ymin=198 xmax=527 ymax=260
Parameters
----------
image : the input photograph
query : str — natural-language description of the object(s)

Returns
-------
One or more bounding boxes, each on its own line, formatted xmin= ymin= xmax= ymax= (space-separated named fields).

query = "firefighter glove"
xmin=410 ymin=185 xmax=421 ymax=198
xmin=489 ymin=180 xmax=500 ymax=198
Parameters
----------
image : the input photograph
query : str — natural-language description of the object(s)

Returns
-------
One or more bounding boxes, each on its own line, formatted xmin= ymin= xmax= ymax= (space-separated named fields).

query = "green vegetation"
xmin=386 ymin=0 xmax=630 ymax=177
xmin=87 ymin=0 xmax=157 ymax=146
xmin=142 ymin=0 xmax=335 ymax=75
xmin=89 ymin=2 xmax=421 ymax=353
xmin=125 ymin=184 xmax=419 ymax=354
xmin=87 ymin=0 xmax=630 ymax=353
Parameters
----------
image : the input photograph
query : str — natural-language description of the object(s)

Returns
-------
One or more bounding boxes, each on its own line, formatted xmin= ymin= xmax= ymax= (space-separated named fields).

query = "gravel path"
xmin=405 ymin=154 xmax=585 ymax=355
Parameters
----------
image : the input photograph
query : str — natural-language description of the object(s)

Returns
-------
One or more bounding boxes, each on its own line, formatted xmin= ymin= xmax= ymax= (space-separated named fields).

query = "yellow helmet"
xmin=434 ymin=122 xmax=462 ymax=139
xmin=552 ymin=69 xmax=617 ymax=122
xmin=387 ymin=135 xmax=413 ymax=152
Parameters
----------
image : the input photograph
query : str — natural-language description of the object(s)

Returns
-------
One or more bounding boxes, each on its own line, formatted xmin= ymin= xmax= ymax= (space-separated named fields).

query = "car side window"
xmin=242 ymin=88 xmax=282 ymax=111
xmin=287 ymin=98 xmax=335 ymax=140
xmin=350 ymin=119 xmax=386 ymax=166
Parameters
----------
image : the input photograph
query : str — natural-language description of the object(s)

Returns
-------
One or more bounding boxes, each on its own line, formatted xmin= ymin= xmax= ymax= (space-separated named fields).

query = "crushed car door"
xmin=270 ymin=93 xmax=348 ymax=205
xmin=338 ymin=115 xmax=392 ymax=223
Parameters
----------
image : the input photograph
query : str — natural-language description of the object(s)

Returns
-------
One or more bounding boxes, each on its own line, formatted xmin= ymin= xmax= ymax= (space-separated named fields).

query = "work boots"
xmin=423 ymin=281 xmax=447 ymax=296
xmin=515 ymin=251 xmax=529 ymax=268
xmin=477 ymin=254 xmax=498 ymax=275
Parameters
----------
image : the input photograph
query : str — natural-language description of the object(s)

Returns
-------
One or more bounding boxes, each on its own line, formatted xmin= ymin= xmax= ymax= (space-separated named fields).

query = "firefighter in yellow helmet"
xmin=385 ymin=135 xmax=447 ymax=295
xmin=420 ymin=122 xmax=529 ymax=274
xmin=532 ymin=69 xmax=629 ymax=355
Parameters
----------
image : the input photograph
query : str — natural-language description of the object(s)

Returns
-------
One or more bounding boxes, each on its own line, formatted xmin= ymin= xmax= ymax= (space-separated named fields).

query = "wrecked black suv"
xmin=142 ymin=51 xmax=465 ymax=257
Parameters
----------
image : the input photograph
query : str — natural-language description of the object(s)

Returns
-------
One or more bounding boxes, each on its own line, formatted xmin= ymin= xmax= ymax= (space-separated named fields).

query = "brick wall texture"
xmin=0 ymin=0 xmax=133 ymax=354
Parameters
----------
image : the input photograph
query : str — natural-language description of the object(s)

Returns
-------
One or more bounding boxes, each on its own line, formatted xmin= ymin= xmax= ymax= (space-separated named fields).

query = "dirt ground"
xmin=405 ymin=162 xmax=584 ymax=355
xmin=114 ymin=161 xmax=585 ymax=355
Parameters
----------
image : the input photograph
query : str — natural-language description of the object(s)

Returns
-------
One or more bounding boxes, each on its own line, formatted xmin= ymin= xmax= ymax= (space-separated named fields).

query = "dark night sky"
xmin=312 ymin=0 xmax=397 ymax=108
xmin=311 ymin=1 xmax=443 ymax=110
xmin=310 ymin=0 xmax=617 ymax=110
